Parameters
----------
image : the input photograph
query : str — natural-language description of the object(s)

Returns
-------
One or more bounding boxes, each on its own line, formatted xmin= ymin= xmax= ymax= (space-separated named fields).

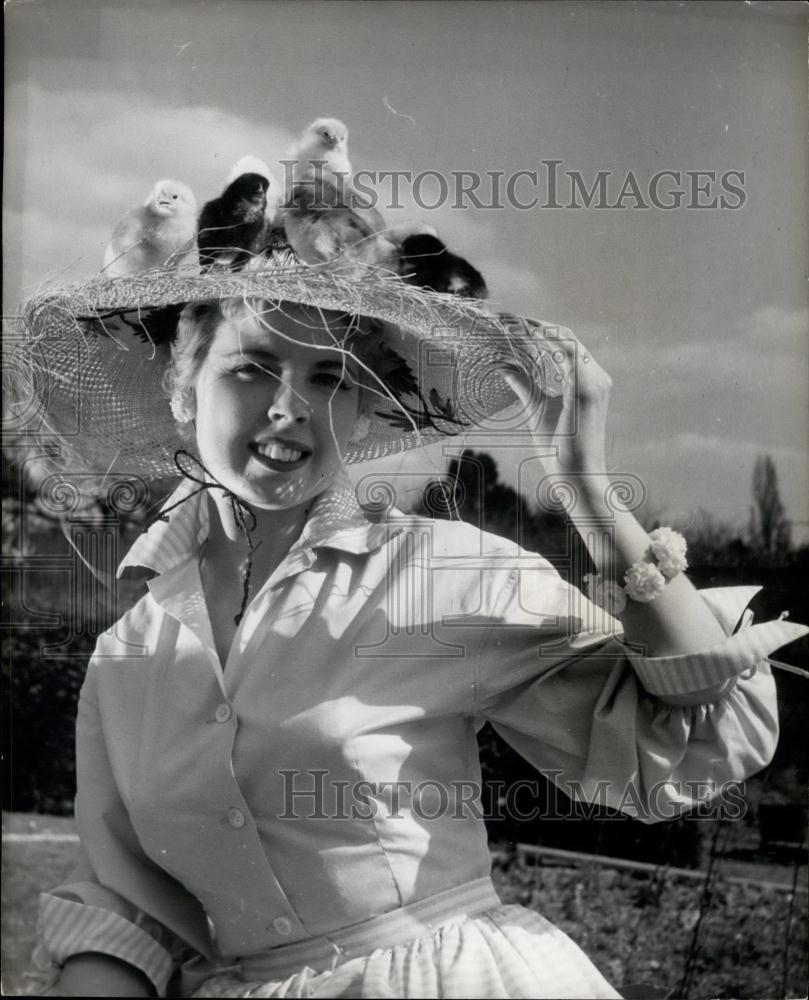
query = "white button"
xmin=273 ymin=917 xmax=292 ymax=936
xmin=215 ymin=704 xmax=232 ymax=723
xmin=227 ymin=808 xmax=245 ymax=829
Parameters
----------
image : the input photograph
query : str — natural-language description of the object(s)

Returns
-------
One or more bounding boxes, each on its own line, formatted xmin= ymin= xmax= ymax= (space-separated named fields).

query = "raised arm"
xmin=501 ymin=324 xmax=733 ymax=689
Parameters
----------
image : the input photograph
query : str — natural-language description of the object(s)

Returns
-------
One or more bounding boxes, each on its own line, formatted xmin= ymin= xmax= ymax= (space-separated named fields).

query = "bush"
xmin=492 ymin=852 xmax=809 ymax=998
xmin=2 ymin=629 xmax=91 ymax=815
xmin=2 ymin=497 xmax=146 ymax=815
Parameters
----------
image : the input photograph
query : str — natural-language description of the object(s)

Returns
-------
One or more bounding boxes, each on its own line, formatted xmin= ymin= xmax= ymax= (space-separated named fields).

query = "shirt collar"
xmin=117 ymin=474 xmax=400 ymax=579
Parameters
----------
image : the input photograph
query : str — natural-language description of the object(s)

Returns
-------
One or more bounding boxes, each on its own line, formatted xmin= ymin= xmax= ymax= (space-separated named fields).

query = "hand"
xmin=500 ymin=322 xmax=612 ymax=479
xmin=43 ymin=954 xmax=155 ymax=997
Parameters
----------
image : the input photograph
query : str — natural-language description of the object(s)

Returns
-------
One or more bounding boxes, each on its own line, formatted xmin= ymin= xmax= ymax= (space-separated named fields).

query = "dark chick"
xmin=398 ymin=233 xmax=488 ymax=299
xmin=198 ymin=158 xmax=278 ymax=271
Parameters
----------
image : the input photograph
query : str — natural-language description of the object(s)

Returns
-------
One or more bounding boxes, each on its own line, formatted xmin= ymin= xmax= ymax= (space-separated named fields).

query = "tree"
xmin=679 ymin=508 xmax=747 ymax=567
xmin=415 ymin=449 xmax=586 ymax=578
xmin=749 ymin=454 xmax=790 ymax=561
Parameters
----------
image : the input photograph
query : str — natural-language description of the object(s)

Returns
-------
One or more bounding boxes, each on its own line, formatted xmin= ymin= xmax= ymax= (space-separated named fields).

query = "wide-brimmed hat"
xmin=6 ymin=251 xmax=566 ymax=484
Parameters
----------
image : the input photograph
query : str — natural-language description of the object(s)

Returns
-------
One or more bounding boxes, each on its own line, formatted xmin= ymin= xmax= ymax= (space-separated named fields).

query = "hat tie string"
xmin=145 ymin=449 xmax=260 ymax=626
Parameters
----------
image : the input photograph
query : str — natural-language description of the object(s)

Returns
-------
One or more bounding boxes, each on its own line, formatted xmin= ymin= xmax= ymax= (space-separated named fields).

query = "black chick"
xmin=197 ymin=163 xmax=274 ymax=271
xmin=398 ymin=233 xmax=488 ymax=299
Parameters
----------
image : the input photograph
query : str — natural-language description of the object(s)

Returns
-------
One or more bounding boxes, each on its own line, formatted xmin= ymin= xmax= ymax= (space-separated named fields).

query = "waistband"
xmin=239 ymin=876 xmax=500 ymax=982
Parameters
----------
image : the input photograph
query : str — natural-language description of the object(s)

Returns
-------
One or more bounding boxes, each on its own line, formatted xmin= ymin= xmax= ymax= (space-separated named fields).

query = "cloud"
xmin=572 ymin=307 xmax=807 ymax=466
xmin=629 ymin=431 xmax=804 ymax=466
xmin=10 ymin=82 xmax=296 ymax=201
xmin=4 ymin=81 xmax=296 ymax=302
xmin=5 ymin=80 xmax=508 ymax=305
xmin=745 ymin=305 xmax=808 ymax=343
xmin=482 ymin=262 xmax=546 ymax=317
xmin=619 ymin=432 xmax=808 ymax=530
xmin=594 ymin=305 xmax=807 ymax=528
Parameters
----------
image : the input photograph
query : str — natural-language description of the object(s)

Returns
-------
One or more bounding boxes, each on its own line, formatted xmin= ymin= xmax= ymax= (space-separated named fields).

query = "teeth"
xmin=257 ymin=442 xmax=304 ymax=462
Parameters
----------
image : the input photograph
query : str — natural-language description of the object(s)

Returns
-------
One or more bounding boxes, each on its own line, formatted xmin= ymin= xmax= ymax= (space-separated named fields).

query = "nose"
xmin=268 ymin=379 xmax=310 ymax=425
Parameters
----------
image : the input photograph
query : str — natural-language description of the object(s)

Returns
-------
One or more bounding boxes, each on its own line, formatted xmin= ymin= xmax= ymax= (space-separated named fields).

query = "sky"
xmin=4 ymin=0 xmax=808 ymax=538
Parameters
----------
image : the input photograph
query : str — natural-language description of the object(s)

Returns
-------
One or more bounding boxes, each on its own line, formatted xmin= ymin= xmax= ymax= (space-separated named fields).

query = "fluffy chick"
xmin=289 ymin=117 xmax=352 ymax=189
xmin=398 ymin=233 xmax=488 ymax=299
xmin=103 ymin=179 xmax=198 ymax=276
xmin=198 ymin=156 xmax=280 ymax=270
xmin=283 ymin=176 xmax=397 ymax=275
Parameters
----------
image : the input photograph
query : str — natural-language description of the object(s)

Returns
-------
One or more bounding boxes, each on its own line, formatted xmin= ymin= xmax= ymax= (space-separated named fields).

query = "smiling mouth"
xmin=250 ymin=440 xmax=311 ymax=471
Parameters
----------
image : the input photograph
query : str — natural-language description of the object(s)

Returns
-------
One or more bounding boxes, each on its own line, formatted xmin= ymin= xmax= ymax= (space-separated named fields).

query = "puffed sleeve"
xmin=36 ymin=656 xmax=215 ymax=997
xmin=473 ymin=564 xmax=807 ymax=823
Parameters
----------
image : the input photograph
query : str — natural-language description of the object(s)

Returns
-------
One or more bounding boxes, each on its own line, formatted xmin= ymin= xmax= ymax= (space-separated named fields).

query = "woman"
xmin=19 ymin=255 xmax=805 ymax=998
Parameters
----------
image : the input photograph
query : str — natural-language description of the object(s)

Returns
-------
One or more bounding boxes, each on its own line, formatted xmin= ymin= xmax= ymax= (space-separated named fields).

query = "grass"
xmin=491 ymin=851 xmax=808 ymax=999
xmin=2 ymin=814 xmax=79 ymax=997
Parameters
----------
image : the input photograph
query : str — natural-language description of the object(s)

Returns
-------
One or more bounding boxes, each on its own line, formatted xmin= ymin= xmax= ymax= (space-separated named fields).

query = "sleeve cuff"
xmin=697 ymin=585 xmax=762 ymax=633
xmin=626 ymin=586 xmax=809 ymax=696
xmin=37 ymin=894 xmax=175 ymax=996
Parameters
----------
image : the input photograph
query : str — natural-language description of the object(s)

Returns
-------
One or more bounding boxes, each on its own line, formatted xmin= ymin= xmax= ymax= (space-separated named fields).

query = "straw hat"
xmin=7 ymin=251 xmax=565 ymax=484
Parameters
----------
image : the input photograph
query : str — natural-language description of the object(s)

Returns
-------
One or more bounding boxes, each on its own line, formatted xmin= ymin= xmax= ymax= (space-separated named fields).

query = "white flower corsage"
xmin=624 ymin=560 xmax=667 ymax=603
xmin=647 ymin=527 xmax=688 ymax=579
xmin=584 ymin=526 xmax=687 ymax=609
xmin=584 ymin=573 xmax=628 ymax=616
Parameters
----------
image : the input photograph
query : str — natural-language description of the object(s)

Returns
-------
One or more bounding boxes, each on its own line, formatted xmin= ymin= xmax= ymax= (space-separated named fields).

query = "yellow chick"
xmin=283 ymin=175 xmax=398 ymax=276
xmin=289 ymin=117 xmax=352 ymax=189
xmin=103 ymin=179 xmax=198 ymax=276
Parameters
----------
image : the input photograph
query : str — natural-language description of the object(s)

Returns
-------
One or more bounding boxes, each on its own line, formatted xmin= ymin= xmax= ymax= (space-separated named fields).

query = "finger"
xmin=520 ymin=319 xmax=594 ymax=364
xmin=501 ymin=367 xmax=531 ymax=403
xmin=499 ymin=338 xmax=570 ymax=398
xmin=517 ymin=320 xmax=592 ymax=371
xmin=501 ymin=369 xmax=567 ymax=440
xmin=534 ymin=330 xmax=605 ymax=384
xmin=498 ymin=316 xmax=602 ymax=394
xmin=537 ymin=329 xmax=592 ymax=367
xmin=501 ymin=369 xmax=546 ymax=435
xmin=501 ymin=369 xmax=543 ymax=423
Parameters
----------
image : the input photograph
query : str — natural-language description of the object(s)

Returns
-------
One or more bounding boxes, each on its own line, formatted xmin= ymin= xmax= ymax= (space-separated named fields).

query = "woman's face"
xmin=192 ymin=305 xmax=360 ymax=510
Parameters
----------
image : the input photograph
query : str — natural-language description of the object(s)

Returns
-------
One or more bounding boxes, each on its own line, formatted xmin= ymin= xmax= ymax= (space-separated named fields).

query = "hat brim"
xmin=9 ymin=260 xmax=565 ymax=482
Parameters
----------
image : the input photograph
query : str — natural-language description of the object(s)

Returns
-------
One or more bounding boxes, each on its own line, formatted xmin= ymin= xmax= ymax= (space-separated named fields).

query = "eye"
xmin=231 ymin=363 xmax=272 ymax=380
xmin=172 ymin=194 xmax=179 ymax=200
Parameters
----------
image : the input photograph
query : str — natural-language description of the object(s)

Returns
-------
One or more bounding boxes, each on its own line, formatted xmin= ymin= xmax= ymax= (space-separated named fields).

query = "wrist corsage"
xmin=585 ymin=527 xmax=688 ymax=613
xmin=647 ymin=526 xmax=689 ymax=578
